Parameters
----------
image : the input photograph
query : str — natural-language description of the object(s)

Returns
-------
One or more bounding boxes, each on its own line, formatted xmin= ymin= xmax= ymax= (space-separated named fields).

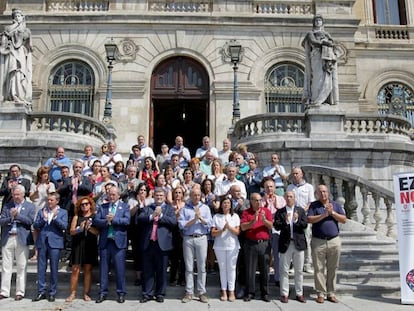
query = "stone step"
xmin=339 ymin=258 xmax=399 ymax=271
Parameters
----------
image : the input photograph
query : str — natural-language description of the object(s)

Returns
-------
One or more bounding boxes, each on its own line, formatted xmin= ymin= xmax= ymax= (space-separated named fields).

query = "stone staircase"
xmin=1 ymin=219 xmax=401 ymax=300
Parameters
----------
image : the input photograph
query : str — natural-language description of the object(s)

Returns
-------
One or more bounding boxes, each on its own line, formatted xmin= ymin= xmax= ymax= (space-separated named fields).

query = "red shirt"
xmin=241 ymin=206 xmax=272 ymax=241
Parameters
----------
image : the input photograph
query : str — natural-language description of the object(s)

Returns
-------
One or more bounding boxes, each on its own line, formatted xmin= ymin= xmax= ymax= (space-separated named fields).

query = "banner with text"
xmin=394 ymin=172 xmax=414 ymax=304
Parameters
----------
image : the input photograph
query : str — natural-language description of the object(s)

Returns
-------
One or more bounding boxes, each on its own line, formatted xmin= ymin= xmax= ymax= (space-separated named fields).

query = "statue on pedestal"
xmin=0 ymin=8 xmax=32 ymax=105
xmin=302 ymin=14 xmax=339 ymax=106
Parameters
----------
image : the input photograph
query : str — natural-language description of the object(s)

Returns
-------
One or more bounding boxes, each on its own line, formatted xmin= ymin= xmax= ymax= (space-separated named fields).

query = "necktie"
xmin=108 ymin=203 xmax=116 ymax=238
xmin=150 ymin=207 xmax=160 ymax=241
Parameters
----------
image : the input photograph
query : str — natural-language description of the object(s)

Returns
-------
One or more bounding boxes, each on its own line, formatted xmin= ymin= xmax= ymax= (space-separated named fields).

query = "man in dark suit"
xmin=0 ymin=164 xmax=31 ymax=211
xmin=32 ymin=192 xmax=68 ymax=302
xmin=274 ymin=191 xmax=308 ymax=303
xmin=0 ymin=185 xmax=35 ymax=300
xmin=94 ymin=185 xmax=130 ymax=303
xmin=137 ymin=188 xmax=176 ymax=303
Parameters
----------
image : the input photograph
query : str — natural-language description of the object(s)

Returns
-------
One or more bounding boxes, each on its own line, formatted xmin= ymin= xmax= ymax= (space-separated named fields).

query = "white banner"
xmin=393 ymin=172 xmax=414 ymax=304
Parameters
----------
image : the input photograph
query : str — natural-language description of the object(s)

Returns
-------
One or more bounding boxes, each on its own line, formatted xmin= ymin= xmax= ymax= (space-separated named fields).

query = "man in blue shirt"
xmin=307 ymin=185 xmax=346 ymax=304
xmin=44 ymin=147 xmax=72 ymax=187
xmin=178 ymin=187 xmax=212 ymax=303
xmin=168 ymin=136 xmax=191 ymax=168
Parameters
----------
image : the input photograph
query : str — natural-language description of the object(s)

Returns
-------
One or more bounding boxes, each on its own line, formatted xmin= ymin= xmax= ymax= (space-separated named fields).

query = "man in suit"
xmin=0 ymin=185 xmax=35 ymax=300
xmin=0 ymin=164 xmax=31 ymax=210
xmin=94 ymin=185 xmax=130 ymax=303
xmin=137 ymin=188 xmax=176 ymax=303
xmin=274 ymin=191 xmax=308 ymax=303
xmin=32 ymin=192 xmax=68 ymax=302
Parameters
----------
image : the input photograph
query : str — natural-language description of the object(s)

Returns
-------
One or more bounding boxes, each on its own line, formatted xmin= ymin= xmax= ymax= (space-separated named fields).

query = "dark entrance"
xmin=150 ymin=57 xmax=210 ymax=156
xmin=153 ymin=99 xmax=208 ymax=156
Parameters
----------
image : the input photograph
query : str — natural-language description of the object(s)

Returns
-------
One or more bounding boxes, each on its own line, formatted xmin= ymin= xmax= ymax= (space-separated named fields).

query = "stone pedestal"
xmin=305 ymin=105 xmax=346 ymax=138
xmin=0 ymin=102 xmax=30 ymax=136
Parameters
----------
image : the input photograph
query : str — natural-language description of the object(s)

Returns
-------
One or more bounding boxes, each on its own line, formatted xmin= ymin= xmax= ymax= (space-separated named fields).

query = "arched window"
xmin=377 ymin=82 xmax=414 ymax=126
xmin=265 ymin=63 xmax=304 ymax=113
xmin=48 ymin=60 xmax=95 ymax=117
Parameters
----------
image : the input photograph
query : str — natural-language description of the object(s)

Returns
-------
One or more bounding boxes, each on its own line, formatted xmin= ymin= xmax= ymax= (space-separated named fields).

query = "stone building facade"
xmin=0 ymin=0 xmax=413 ymax=187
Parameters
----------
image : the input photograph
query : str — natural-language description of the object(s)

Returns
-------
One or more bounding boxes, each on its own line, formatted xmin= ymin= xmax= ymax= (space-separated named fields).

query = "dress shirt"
xmin=286 ymin=181 xmax=315 ymax=209
xmin=168 ymin=146 xmax=191 ymax=168
xmin=178 ymin=201 xmax=212 ymax=236
xmin=195 ymin=147 xmax=218 ymax=159
xmin=262 ymin=165 xmax=287 ymax=187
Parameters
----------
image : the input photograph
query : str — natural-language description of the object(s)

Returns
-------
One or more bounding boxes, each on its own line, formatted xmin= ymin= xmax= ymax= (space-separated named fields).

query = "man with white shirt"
xmin=274 ymin=191 xmax=307 ymax=303
xmin=287 ymin=167 xmax=315 ymax=273
xmin=168 ymin=136 xmax=191 ymax=168
xmin=214 ymin=166 xmax=247 ymax=200
xmin=218 ymin=138 xmax=231 ymax=166
xmin=101 ymin=141 xmax=123 ymax=173
xmin=80 ymin=145 xmax=97 ymax=177
xmin=0 ymin=185 xmax=36 ymax=300
xmin=195 ymin=136 xmax=218 ymax=160
xmin=262 ymin=153 xmax=287 ymax=196
xmin=136 ymin=135 xmax=155 ymax=160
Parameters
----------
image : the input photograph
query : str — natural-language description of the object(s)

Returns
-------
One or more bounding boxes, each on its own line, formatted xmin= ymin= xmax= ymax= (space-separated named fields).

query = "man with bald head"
xmin=178 ymin=187 xmax=212 ymax=303
xmin=307 ymin=185 xmax=346 ymax=304
xmin=168 ymin=136 xmax=191 ymax=168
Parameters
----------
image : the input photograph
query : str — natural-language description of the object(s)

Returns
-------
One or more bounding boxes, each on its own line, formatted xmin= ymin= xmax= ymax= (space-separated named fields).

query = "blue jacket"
xmin=33 ymin=206 xmax=68 ymax=249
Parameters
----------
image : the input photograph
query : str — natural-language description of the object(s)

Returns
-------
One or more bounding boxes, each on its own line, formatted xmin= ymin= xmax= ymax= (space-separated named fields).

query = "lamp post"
xmin=228 ymin=41 xmax=242 ymax=124
xmin=103 ymin=39 xmax=117 ymax=125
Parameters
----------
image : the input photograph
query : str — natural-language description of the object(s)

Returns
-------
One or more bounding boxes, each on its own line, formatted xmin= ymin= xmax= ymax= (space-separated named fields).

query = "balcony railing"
xmin=46 ymin=0 xmax=109 ymax=12
xmin=231 ymin=112 xmax=413 ymax=140
xmin=253 ymin=1 xmax=314 ymax=15
xmin=375 ymin=26 xmax=410 ymax=40
xmin=303 ymin=165 xmax=395 ymax=238
xmin=26 ymin=112 xmax=112 ymax=142
xmin=148 ymin=0 xmax=212 ymax=12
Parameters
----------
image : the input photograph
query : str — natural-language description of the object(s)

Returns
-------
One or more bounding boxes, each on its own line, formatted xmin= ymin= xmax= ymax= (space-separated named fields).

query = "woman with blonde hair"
xmin=66 ymin=196 xmax=98 ymax=302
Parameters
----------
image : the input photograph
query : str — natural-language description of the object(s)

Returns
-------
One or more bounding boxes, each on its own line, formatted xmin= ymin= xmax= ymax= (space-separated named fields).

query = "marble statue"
xmin=0 ymin=8 xmax=32 ymax=104
xmin=302 ymin=14 xmax=339 ymax=106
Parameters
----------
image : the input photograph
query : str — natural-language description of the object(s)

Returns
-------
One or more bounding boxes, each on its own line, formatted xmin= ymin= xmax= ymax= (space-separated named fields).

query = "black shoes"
xmin=243 ymin=294 xmax=254 ymax=302
xmin=156 ymin=296 xmax=164 ymax=303
xmin=117 ymin=295 xmax=125 ymax=303
xmin=261 ymin=294 xmax=271 ymax=302
xmin=48 ymin=295 xmax=55 ymax=302
xmin=140 ymin=296 xmax=151 ymax=303
xmin=95 ymin=295 xmax=107 ymax=303
xmin=32 ymin=294 xmax=46 ymax=302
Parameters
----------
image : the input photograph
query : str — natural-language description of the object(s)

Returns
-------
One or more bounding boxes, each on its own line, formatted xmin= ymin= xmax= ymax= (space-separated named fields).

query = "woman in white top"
xmin=29 ymin=166 xmax=56 ymax=260
xmin=211 ymin=197 xmax=240 ymax=302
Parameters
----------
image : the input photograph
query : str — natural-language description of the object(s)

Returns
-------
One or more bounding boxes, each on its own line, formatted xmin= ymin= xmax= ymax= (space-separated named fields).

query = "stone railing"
xmin=302 ymin=165 xmax=396 ymax=238
xmin=253 ymin=0 xmax=314 ymax=15
xmin=230 ymin=112 xmax=413 ymax=141
xmin=344 ymin=113 xmax=413 ymax=139
xmin=45 ymin=0 xmax=109 ymax=12
xmin=148 ymin=0 xmax=212 ymax=12
xmin=231 ymin=112 xmax=306 ymax=139
xmin=375 ymin=26 xmax=410 ymax=40
xmin=26 ymin=112 xmax=112 ymax=142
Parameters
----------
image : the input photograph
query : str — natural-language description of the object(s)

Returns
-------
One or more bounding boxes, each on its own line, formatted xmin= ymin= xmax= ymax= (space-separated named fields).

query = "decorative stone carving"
xmin=302 ymin=14 xmax=339 ymax=106
xmin=117 ymin=39 xmax=138 ymax=63
xmin=0 ymin=8 xmax=32 ymax=107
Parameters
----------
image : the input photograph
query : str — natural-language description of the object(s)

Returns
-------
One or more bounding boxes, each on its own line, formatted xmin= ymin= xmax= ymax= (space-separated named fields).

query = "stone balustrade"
xmin=232 ymin=112 xmax=306 ymax=139
xmin=253 ymin=0 xmax=314 ymax=15
xmin=375 ymin=26 xmax=410 ymax=40
xmin=230 ymin=112 xmax=412 ymax=140
xmin=26 ymin=111 xmax=112 ymax=142
xmin=46 ymin=0 xmax=109 ymax=12
xmin=148 ymin=0 xmax=211 ymax=12
xmin=344 ymin=113 xmax=412 ymax=139
xmin=302 ymin=165 xmax=396 ymax=238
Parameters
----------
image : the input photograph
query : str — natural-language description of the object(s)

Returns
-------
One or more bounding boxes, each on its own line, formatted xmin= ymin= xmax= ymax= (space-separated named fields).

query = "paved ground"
xmin=0 ymin=292 xmax=411 ymax=311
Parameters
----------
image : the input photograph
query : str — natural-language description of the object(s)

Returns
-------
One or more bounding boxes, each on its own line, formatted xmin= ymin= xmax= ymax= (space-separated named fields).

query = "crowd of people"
xmin=0 ymin=134 xmax=347 ymax=304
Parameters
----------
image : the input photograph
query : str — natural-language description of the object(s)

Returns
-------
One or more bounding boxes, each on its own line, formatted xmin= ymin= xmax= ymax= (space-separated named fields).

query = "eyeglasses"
xmin=80 ymin=202 xmax=90 ymax=207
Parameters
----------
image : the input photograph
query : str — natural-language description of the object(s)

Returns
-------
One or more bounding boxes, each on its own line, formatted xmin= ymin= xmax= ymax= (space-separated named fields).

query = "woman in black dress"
xmin=66 ymin=196 xmax=98 ymax=302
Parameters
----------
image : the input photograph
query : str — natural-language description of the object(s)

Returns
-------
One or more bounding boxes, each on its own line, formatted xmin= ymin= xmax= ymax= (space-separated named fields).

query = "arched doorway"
xmin=150 ymin=56 xmax=209 ymax=155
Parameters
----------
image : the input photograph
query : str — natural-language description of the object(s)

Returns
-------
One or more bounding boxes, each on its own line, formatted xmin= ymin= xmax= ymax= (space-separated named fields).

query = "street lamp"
xmin=228 ymin=40 xmax=242 ymax=124
xmin=103 ymin=38 xmax=118 ymax=125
